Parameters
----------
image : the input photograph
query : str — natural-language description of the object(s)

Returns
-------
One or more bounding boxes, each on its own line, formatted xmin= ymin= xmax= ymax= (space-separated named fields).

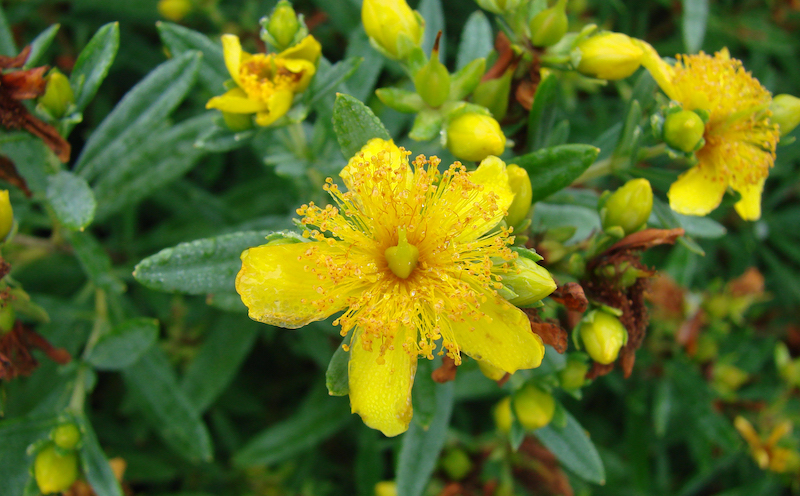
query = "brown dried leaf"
xmin=550 ymin=282 xmax=588 ymax=313
xmin=728 ymin=267 xmax=765 ymax=297
xmin=2 ymin=66 xmax=48 ymax=99
xmin=605 ymin=228 xmax=684 ymax=255
xmin=0 ymin=46 xmax=31 ymax=69
xmin=0 ymin=154 xmax=32 ymax=197
xmin=432 ymin=355 xmax=458 ymax=383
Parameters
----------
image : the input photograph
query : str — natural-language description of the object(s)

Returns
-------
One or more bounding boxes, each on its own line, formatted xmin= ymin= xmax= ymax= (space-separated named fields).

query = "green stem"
xmin=68 ymin=288 xmax=108 ymax=413
xmin=574 ymin=143 xmax=667 ymax=183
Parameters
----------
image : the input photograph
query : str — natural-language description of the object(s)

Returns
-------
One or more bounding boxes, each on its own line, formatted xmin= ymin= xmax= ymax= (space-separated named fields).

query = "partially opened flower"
xmin=236 ymin=139 xmax=549 ymax=436
xmin=206 ymin=34 xmax=321 ymax=127
xmin=638 ymin=43 xmax=780 ymax=220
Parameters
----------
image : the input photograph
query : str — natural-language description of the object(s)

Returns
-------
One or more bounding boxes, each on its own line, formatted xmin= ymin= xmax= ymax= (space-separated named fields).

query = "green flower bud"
xmin=157 ymin=0 xmax=192 ymax=21
xmin=475 ymin=0 xmax=522 ymax=14
xmin=513 ymin=384 xmax=555 ymax=430
xmin=472 ymin=69 xmax=512 ymax=120
xmin=600 ymin=178 xmax=653 ymax=236
xmin=505 ymin=164 xmax=533 ymax=227
xmin=558 ymin=354 xmax=589 ymax=390
xmin=770 ymin=94 xmax=800 ymax=136
xmin=52 ymin=423 xmax=81 ymax=451
xmin=375 ymin=88 xmax=425 ymax=114
xmin=0 ymin=190 xmax=13 ymax=242
xmin=663 ymin=109 xmax=706 ymax=153
xmin=575 ymin=32 xmax=643 ymax=80
xmin=35 ymin=443 xmax=79 ymax=494
xmin=362 ymin=0 xmax=423 ymax=60
xmin=413 ymin=34 xmax=450 ymax=108
xmin=504 ymin=257 xmax=556 ymax=307
xmin=529 ymin=0 xmax=568 ymax=48
xmin=493 ymin=396 xmax=513 ymax=433
xmin=578 ymin=310 xmax=627 ymax=365
xmin=39 ymin=70 xmax=74 ymax=119
xmin=267 ymin=1 xmax=301 ymax=50
xmin=440 ymin=448 xmax=473 ymax=480
xmin=478 ymin=359 xmax=507 ymax=381
xmin=0 ymin=302 xmax=14 ymax=334
xmin=446 ymin=113 xmax=506 ymax=162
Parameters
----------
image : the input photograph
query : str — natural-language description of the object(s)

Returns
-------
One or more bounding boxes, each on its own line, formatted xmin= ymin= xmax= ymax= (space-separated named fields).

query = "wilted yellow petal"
xmin=732 ymin=176 xmax=765 ymax=221
xmin=279 ymin=35 xmax=322 ymax=66
xmin=282 ymin=58 xmax=317 ymax=92
xmin=206 ymin=87 xmax=269 ymax=113
xmin=254 ymin=89 xmax=294 ymax=126
xmin=221 ymin=34 xmax=247 ymax=87
xmin=667 ymin=163 xmax=727 ymax=216
xmin=635 ymin=39 xmax=678 ymax=101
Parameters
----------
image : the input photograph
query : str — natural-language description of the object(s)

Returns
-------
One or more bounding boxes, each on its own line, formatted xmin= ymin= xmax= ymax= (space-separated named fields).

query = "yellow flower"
xmin=638 ymin=43 xmax=780 ymax=220
xmin=735 ymin=416 xmax=800 ymax=474
xmin=206 ymin=34 xmax=321 ymax=127
xmin=362 ymin=0 xmax=423 ymax=60
xmin=236 ymin=139 xmax=546 ymax=436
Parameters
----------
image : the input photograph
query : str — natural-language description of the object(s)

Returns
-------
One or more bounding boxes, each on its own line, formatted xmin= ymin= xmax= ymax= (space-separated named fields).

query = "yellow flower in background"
xmin=236 ymin=139 xmax=547 ymax=436
xmin=206 ymin=34 xmax=321 ymax=127
xmin=735 ymin=416 xmax=800 ymax=474
xmin=638 ymin=43 xmax=780 ymax=220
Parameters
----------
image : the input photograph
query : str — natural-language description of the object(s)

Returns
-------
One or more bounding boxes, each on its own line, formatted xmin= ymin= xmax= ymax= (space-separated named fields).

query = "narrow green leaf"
xmin=65 ymin=230 xmax=126 ymax=293
xmin=156 ymin=21 xmax=227 ymax=94
xmin=355 ymin=429 xmax=384 ymax=496
xmin=0 ymin=416 xmax=58 ymax=496
xmin=70 ymin=22 xmax=120 ymax=113
xmin=123 ymin=347 xmax=213 ymax=462
xmin=0 ymin=133 xmax=54 ymax=193
xmin=535 ymin=410 xmax=605 ymax=484
xmin=613 ymin=100 xmax=642 ymax=168
xmin=86 ymin=318 xmax=159 ymax=370
xmin=527 ymin=74 xmax=559 ymax=152
xmin=326 ymin=338 xmax=350 ymax=396
xmin=133 ymin=230 xmax=271 ymax=295
xmin=46 ymin=171 xmax=96 ymax=231
xmin=532 ymin=203 xmax=600 ymax=245
xmin=74 ymin=50 xmax=200 ymax=181
xmin=651 ymin=197 xmax=705 ymax=256
xmin=419 ymin=0 xmax=446 ymax=59
xmin=307 ymin=57 xmax=362 ymax=108
xmin=77 ymin=415 xmax=124 ymax=496
xmin=344 ymin=30 xmax=384 ymax=103
xmin=411 ymin=359 xmax=437 ymax=428
xmin=181 ymin=314 xmax=260 ymax=412
xmin=653 ymin=379 xmax=673 ymax=437
xmin=332 ymin=93 xmax=391 ymax=159
xmin=233 ymin=385 xmax=351 ymax=467
xmin=514 ymin=144 xmax=600 ymax=203
xmin=682 ymin=0 xmax=709 ymax=53
xmin=0 ymin=5 xmax=17 ymax=56
xmin=396 ymin=381 xmax=454 ymax=496
xmin=24 ymin=24 xmax=60 ymax=69
xmin=456 ymin=11 xmax=493 ymax=71
xmin=674 ymin=213 xmax=726 ymax=239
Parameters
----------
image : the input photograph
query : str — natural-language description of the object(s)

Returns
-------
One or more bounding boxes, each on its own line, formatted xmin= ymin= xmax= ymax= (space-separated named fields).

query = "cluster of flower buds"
xmin=34 ymin=422 xmax=82 ymax=494
xmin=260 ymin=0 xmax=309 ymax=52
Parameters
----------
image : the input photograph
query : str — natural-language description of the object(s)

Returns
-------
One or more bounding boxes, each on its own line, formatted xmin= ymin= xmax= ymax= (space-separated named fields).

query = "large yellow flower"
xmin=206 ymin=34 xmax=321 ymax=127
xmin=638 ymin=43 xmax=781 ymax=220
xmin=236 ymin=139 xmax=548 ymax=436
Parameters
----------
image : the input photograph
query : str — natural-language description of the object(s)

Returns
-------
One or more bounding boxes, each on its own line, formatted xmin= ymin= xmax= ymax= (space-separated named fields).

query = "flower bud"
xmin=446 ymin=113 xmax=506 ymax=162
xmin=472 ymin=70 xmax=512 ymax=120
xmin=440 ymin=448 xmax=473 ymax=480
xmin=529 ymin=0 xmax=568 ymax=48
xmin=493 ymin=396 xmax=513 ymax=434
xmin=0 ymin=190 xmax=13 ymax=241
xmin=157 ymin=0 xmax=193 ymax=22
xmin=578 ymin=310 xmax=627 ymax=365
xmin=478 ymin=359 xmax=507 ymax=381
xmin=52 ymin=423 xmax=82 ymax=451
xmin=0 ymin=302 xmax=14 ymax=334
xmin=475 ymin=0 xmax=522 ymax=14
xmin=413 ymin=34 xmax=450 ymax=108
xmin=600 ymin=178 xmax=652 ymax=236
xmin=575 ymin=32 xmax=643 ymax=80
xmin=35 ymin=443 xmax=79 ymax=494
xmin=505 ymin=165 xmax=532 ymax=227
xmin=663 ymin=109 xmax=706 ymax=153
xmin=362 ymin=0 xmax=423 ymax=60
xmin=513 ymin=384 xmax=555 ymax=430
xmin=770 ymin=94 xmax=800 ymax=137
xmin=504 ymin=257 xmax=556 ymax=307
xmin=39 ymin=70 xmax=74 ymax=119
xmin=265 ymin=1 xmax=301 ymax=50
xmin=374 ymin=481 xmax=397 ymax=496
xmin=558 ymin=354 xmax=589 ymax=390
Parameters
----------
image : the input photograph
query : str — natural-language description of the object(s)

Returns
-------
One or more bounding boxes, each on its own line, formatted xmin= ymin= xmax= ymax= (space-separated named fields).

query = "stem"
xmin=574 ymin=143 xmax=667 ymax=184
xmin=68 ymin=288 xmax=108 ymax=413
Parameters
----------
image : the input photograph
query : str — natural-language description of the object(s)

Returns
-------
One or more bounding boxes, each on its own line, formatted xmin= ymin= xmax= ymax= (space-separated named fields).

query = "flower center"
xmin=384 ymin=228 xmax=419 ymax=279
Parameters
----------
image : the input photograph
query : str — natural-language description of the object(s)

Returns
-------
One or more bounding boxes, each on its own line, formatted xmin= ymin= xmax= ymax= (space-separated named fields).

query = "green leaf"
xmin=65 ymin=230 xmax=126 ymax=293
xmin=651 ymin=197 xmax=705 ymax=256
xmin=396 ymin=381 xmax=454 ymax=496
xmin=344 ymin=30 xmax=385 ymax=103
xmin=682 ymin=0 xmax=709 ymax=53
xmin=456 ymin=11 xmax=493 ymax=71
xmin=74 ymin=50 xmax=200 ymax=181
xmin=514 ymin=144 xmax=600 ymax=203
xmin=409 ymin=109 xmax=443 ymax=141
xmin=326 ymin=338 xmax=350 ymax=396
xmin=157 ymin=22 xmax=227 ymax=94
xmin=24 ymin=24 xmax=60 ymax=69
xmin=411 ymin=359 xmax=437 ymax=428
xmin=355 ymin=429 xmax=384 ymax=496
xmin=419 ymin=0 xmax=446 ymax=59
xmin=613 ymin=100 xmax=642 ymax=168
xmin=123 ymin=346 xmax=213 ymax=462
xmin=70 ymin=22 xmax=120 ymax=113
xmin=0 ymin=416 xmax=58 ymax=496
xmin=0 ymin=133 xmax=55 ymax=193
xmin=233 ymin=385 xmax=351 ymax=467
xmin=535 ymin=410 xmax=605 ymax=484
xmin=527 ymin=74 xmax=559 ymax=152
xmin=133 ymin=230 xmax=271 ymax=295
xmin=653 ymin=379 xmax=673 ymax=438
xmin=307 ymin=57 xmax=362 ymax=108
xmin=77 ymin=415 xmax=124 ymax=496
xmin=0 ymin=5 xmax=17 ymax=56
xmin=91 ymin=113 xmax=213 ymax=221
xmin=332 ymin=93 xmax=391 ymax=159
xmin=86 ymin=318 xmax=159 ymax=370
xmin=46 ymin=171 xmax=96 ymax=231
xmin=532 ymin=204 xmax=600 ymax=246
xmin=674 ymin=213 xmax=726 ymax=239
xmin=180 ymin=314 xmax=260 ymax=412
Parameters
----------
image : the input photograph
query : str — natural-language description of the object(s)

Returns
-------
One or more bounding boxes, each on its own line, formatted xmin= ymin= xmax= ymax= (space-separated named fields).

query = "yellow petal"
xmin=732 ymin=176 xmax=765 ymax=221
xmin=634 ymin=39 xmax=678 ymax=101
xmin=279 ymin=35 xmax=322 ymax=65
xmin=253 ymin=89 xmax=294 ymax=126
xmin=221 ymin=34 xmax=248 ymax=87
xmin=282 ymin=58 xmax=317 ymax=92
xmin=667 ymin=163 xmax=727 ymax=216
xmin=348 ymin=326 xmax=417 ymax=437
xmin=236 ymin=242 xmax=347 ymax=328
xmin=451 ymin=292 xmax=544 ymax=373
xmin=206 ymin=87 xmax=268 ymax=113
xmin=454 ymin=156 xmax=513 ymax=242
xmin=340 ymin=138 xmax=410 ymax=192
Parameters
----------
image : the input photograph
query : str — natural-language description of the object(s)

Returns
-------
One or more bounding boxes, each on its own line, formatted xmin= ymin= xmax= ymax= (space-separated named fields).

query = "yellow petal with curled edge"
xmin=254 ymin=88 xmax=294 ymax=127
xmin=236 ymin=242 xmax=348 ymax=328
xmin=451 ymin=290 xmax=544 ymax=373
xmin=634 ymin=39 xmax=678 ymax=101
xmin=206 ymin=87 xmax=268 ymax=113
xmin=667 ymin=163 xmax=727 ymax=216
xmin=454 ymin=155 xmax=514 ymax=242
xmin=221 ymin=34 xmax=248 ymax=87
xmin=733 ymin=176 xmax=765 ymax=221
xmin=340 ymin=138 xmax=410 ymax=192
xmin=348 ymin=326 xmax=417 ymax=437
xmin=279 ymin=35 xmax=322 ymax=66
xmin=282 ymin=58 xmax=317 ymax=92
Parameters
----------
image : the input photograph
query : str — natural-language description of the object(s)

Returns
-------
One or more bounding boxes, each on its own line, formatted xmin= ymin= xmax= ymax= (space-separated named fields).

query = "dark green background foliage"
xmin=1 ymin=0 xmax=799 ymax=495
